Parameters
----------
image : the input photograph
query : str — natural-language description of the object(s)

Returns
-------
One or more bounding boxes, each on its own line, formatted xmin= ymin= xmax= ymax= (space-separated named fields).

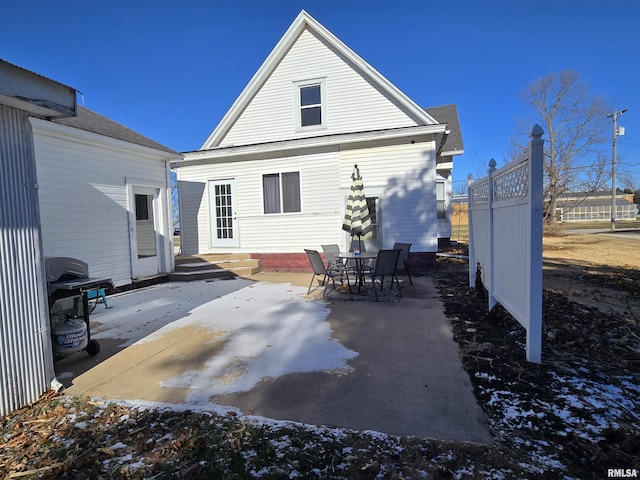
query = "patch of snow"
xmin=90 ymin=280 xmax=358 ymax=404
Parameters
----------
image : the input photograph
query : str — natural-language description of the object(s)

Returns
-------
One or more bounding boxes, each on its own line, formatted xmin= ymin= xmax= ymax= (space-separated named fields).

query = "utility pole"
xmin=608 ymin=108 xmax=628 ymax=232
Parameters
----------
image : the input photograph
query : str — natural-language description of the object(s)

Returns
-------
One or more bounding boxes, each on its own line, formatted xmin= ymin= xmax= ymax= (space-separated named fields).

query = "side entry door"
xmin=132 ymin=187 xmax=160 ymax=278
xmin=209 ymin=179 xmax=239 ymax=248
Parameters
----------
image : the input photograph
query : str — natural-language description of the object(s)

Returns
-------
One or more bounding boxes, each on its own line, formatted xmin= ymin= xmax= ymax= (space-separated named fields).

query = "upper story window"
xmin=295 ymin=79 xmax=326 ymax=130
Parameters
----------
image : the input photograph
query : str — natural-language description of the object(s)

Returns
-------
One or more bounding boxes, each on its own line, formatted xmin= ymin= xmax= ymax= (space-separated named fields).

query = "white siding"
xmin=220 ymin=28 xmax=417 ymax=147
xmin=179 ymin=149 xmax=347 ymax=254
xmin=178 ymin=139 xmax=439 ymax=254
xmin=339 ymin=141 xmax=438 ymax=252
xmin=31 ymin=121 xmax=171 ymax=287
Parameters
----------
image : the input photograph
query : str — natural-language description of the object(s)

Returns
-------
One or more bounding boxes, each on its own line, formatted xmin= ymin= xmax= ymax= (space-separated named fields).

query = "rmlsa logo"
xmin=608 ymin=469 xmax=638 ymax=478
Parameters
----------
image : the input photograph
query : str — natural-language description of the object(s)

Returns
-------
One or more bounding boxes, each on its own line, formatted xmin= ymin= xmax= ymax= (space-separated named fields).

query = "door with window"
xmin=209 ymin=179 xmax=238 ymax=247
xmin=133 ymin=187 xmax=160 ymax=278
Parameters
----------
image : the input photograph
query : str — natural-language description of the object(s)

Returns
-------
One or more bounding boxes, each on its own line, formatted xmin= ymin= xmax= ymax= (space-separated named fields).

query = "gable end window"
xmin=263 ymin=172 xmax=301 ymax=214
xmin=295 ymin=79 xmax=326 ymax=130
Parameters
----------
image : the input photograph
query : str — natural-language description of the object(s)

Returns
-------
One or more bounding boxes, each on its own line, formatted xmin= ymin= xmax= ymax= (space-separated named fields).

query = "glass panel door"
xmin=209 ymin=179 xmax=238 ymax=248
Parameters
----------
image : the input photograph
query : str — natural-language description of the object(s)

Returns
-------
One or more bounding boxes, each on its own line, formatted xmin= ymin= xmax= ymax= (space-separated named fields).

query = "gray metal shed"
xmin=0 ymin=59 xmax=77 ymax=415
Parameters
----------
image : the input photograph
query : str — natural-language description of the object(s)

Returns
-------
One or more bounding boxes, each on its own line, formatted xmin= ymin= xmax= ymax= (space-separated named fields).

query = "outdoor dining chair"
xmin=393 ymin=242 xmax=413 ymax=285
xmin=305 ymin=249 xmax=343 ymax=296
xmin=321 ymin=244 xmax=346 ymax=275
xmin=369 ymin=248 xmax=402 ymax=301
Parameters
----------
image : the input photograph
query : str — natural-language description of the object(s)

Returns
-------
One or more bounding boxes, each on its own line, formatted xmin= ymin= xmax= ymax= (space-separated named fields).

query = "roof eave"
xmin=30 ymin=117 xmax=183 ymax=161
xmin=182 ymin=124 xmax=446 ymax=164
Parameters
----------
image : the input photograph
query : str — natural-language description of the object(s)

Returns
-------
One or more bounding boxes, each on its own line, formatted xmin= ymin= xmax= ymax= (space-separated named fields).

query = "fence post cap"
xmin=531 ymin=124 xmax=544 ymax=137
xmin=488 ymin=158 xmax=497 ymax=172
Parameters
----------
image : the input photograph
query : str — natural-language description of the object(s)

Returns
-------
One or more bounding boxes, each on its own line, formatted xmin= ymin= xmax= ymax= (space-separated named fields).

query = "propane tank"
xmin=52 ymin=317 xmax=88 ymax=357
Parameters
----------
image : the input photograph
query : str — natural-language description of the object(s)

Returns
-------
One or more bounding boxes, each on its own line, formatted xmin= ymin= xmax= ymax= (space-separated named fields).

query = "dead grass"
xmin=2 ymin=233 xmax=639 ymax=479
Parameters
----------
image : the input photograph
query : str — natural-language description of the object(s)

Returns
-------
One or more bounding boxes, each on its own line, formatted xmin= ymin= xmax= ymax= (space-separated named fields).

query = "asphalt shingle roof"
xmin=424 ymin=104 xmax=464 ymax=154
xmin=52 ymin=106 xmax=180 ymax=156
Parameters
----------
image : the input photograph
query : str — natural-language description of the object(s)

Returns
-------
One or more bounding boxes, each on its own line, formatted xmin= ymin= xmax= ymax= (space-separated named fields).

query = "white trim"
xmin=261 ymin=170 xmax=303 ymax=215
xmin=183 ymin=124 xmax=446 ymax=165
xmin=294 ymin=78 xmax=327 ymax=131
xmin=201 ymin=10 xmax=438 ymax=149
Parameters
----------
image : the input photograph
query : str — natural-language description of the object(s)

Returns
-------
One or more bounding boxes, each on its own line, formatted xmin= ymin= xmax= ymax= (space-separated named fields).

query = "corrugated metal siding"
xmin=221 ymin=28 xmax=416 ymax=147
xmin=31 ymin=119 xmax=171 ymax=287
xmin=0 ymin=104 xmax=52 ymax=416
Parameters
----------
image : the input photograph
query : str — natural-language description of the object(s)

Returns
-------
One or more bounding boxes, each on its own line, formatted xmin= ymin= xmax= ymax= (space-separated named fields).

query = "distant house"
xmin=555 ymin=191 xmax=637 ymax=222
xmin=175 ymin=10 xmax=464 ymax=272
xmin=32 ymin=105 xmax=182 ymax=285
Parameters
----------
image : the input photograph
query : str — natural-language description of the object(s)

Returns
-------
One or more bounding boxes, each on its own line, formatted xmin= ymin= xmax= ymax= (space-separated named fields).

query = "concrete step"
xmin=172 ymin=254 xmax=260 ymax=281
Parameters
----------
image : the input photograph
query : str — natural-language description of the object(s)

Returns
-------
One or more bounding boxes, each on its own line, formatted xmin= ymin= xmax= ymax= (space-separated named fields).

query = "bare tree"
xmin=514 ymin=70 xmax=611 ymax=222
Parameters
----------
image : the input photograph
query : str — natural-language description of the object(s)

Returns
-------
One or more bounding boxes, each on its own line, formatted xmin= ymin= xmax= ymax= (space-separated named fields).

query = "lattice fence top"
xmin=470 ymin=181 xmax=490 ymax=206
xmin=494 ymin=162 xmax=529 ymax=202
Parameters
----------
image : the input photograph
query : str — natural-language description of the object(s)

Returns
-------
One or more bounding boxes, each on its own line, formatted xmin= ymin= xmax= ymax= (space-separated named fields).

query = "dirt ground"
xmin=542 ymin=231 xmax=640 ymax=322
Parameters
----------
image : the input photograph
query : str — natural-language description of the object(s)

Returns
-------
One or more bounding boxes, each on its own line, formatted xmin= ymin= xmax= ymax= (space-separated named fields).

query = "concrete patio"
xmin=55 ymin=272 xmax=492 ymax=443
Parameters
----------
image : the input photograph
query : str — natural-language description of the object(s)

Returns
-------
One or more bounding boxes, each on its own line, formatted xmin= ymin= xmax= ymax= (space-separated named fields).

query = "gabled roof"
xmin=425 ymin=104 xmax=464 ymax=156
xmin=201 ymin=10 xmax=438 ymax=149
xmin=52 ymin=106 xmax=180 ymax=156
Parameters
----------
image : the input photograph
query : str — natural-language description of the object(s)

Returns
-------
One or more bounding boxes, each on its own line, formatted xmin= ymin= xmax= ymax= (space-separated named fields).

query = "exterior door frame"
xmin=341 ymin=186 xmax=383 ymax=252
xmin=209 ymin=178 xmax=239 ymax=248
xmin=127 ymin=180 xmax=167 ymax=279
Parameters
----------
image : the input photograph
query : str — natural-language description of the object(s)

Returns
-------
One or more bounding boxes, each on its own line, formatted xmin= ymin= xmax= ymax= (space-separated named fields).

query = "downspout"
xmin=25 ymin=117 xmax=60 ymax=393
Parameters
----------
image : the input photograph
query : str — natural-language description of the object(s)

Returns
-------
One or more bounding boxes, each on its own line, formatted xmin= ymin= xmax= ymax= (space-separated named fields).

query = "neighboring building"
xmin=176 ymin=10 xmax=464 ymax=272
xmin=32 ymin=106 xmax=182 ymax=285
xmin=451 ymin=195 xmax=469 ymax=226
xmin=555 ymin=191 xmax=637 ymax=222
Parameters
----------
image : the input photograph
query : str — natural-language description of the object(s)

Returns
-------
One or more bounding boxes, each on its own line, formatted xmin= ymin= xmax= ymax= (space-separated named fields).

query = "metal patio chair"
xmin=369 ymin=248 xmax=402 ymax=301
xmin=305 ymin=249 xmax=343 ymax=296
xmin=393 ymin=242 xmax=413 ymax=285
xmin=321 ymin=244 xmax=346 ymax=275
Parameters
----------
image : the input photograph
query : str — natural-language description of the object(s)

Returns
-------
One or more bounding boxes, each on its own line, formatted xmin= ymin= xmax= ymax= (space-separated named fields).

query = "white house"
xmin=31 ymin=105 xmax=182 ymax=286
xmin=175 ymin=10 xmax=463 ymax=272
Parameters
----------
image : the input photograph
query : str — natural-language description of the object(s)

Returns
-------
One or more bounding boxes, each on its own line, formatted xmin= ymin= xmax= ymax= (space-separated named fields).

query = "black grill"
xmin=46 ymin=257 xmax=113 ymax=358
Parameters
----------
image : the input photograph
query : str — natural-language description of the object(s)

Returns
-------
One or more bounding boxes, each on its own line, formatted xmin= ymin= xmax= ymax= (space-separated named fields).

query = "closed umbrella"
xmin=342 ymin=164 xmax=372 ymax=253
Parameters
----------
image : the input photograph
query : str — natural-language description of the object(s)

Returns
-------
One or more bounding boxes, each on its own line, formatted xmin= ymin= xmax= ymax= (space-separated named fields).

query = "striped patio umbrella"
xmin=342 ymin=164 xmax=372 ymax=251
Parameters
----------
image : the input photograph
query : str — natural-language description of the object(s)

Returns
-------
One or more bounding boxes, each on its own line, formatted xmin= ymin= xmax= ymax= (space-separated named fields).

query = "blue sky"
xmin=2 ymin=1 xmax=639 ymax=190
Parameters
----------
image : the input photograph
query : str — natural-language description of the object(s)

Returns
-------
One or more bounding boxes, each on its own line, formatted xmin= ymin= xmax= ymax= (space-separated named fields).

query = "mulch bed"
xmin=435 ymin=255 xmax=640 ymax=476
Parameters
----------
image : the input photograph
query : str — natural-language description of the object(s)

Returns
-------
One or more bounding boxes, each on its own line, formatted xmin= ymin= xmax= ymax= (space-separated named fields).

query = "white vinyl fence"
xmin=467 ymin=125 xmax=544 ymax=362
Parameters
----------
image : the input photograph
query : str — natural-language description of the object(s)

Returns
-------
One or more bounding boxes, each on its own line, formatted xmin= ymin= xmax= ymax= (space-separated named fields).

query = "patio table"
xmin=337 ymin=252 xmax=377 ymax=294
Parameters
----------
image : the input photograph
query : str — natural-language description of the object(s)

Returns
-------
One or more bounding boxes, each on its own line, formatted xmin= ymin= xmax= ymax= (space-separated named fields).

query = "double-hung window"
xmin=295 ymin=79 xmax=326 ymax=129
xmin=437 ymin=181 xmax=446 ymax=219
xmin=263 ymin=172 xmax=301 ymax=214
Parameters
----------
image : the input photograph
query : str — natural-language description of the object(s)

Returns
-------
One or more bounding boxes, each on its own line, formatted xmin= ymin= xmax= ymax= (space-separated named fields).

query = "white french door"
xmin=209 ymin=179 xmax=238 ymax=248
